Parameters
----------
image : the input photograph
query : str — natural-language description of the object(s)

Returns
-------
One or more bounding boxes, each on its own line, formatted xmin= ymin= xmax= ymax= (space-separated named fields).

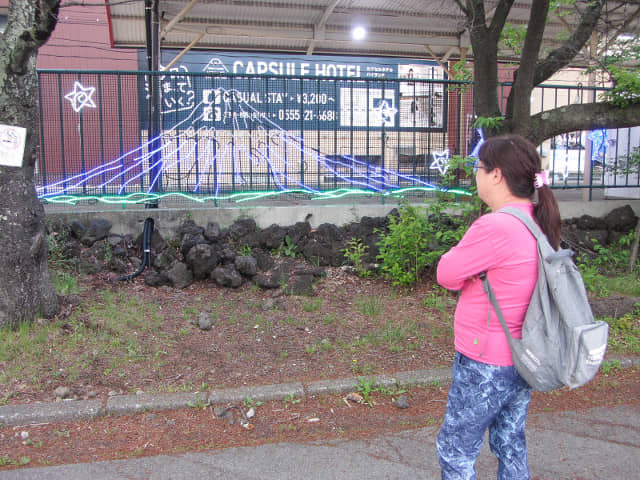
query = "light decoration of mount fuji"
xmin=39 ymin=86 xmax=471 ymax=205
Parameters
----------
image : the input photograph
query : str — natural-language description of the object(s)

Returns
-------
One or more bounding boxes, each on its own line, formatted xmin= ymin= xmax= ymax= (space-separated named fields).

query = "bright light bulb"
xmin=352 ymin=26 xmax=366 ymax=41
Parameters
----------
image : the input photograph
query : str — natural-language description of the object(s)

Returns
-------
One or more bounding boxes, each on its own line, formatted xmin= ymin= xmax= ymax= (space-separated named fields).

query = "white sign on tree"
xmin=0 ymin=124 xmax=27 ymax=167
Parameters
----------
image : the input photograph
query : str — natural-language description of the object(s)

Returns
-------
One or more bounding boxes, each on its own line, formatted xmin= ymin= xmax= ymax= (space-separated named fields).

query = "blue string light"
xmin=39 ymin=86 xmax=470 ymax=204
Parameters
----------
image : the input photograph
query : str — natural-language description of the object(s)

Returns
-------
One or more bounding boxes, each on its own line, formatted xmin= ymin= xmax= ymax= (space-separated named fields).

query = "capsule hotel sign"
xmin=138 ymin=51 xmax=447 ymax=132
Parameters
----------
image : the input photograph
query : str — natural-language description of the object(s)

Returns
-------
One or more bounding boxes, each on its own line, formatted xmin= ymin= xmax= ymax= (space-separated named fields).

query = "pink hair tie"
xmin=534 ymin=171 xmax=549 ymax=189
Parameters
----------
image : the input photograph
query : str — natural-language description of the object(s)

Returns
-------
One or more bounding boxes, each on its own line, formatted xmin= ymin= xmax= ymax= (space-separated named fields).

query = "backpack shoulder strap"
xmin=479 ymin=271 xmax=516 ymax=343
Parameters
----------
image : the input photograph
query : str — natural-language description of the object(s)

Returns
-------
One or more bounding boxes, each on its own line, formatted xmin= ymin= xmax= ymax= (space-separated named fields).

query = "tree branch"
xmin=453 ymin=0 xmax=468 ymax=16
xmin=527 ymin=102 xmax=640 ymax=145
xmin=5 ymin=0 xmax=60 ymax=74
xmin=467 ymin=0 xmax=487 ymax=34
xmin=488 ymin=0 xmax=515 ymax=41
xmin=533 ymin=0 xmax=604 ymax=86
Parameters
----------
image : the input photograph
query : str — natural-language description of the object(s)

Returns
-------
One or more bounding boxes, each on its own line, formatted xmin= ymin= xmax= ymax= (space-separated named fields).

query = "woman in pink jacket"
xmin=436 ymin=135 xmax=561 ymax=480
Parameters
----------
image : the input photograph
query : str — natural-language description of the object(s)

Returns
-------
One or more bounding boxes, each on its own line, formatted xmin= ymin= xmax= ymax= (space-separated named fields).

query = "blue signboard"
xmin=138 ymin=51 xmax=447 ymax=132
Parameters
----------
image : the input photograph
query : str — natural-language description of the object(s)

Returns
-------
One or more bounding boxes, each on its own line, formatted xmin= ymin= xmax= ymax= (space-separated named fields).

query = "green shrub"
xmin=375 ymin=204 xmax=432 ymax=287
xmin=576 ymin=231 xmax=640 ymax=296
xmin=342 ymin=238 xmax=372 ymax=278
xmin=46 ymin=222 xmax=78 ymax=271
xmin=278 ymin=235 xmax=297 ymax=258
xmin=375 ymin=202 xmax=470 ymax=287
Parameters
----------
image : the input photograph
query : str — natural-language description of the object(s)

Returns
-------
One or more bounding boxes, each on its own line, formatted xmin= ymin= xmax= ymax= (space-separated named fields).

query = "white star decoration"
xmin=64 ymin=82 xmax=97 ymax=113
xmin=430 ymin=149 xmax=451 ymax=175
xmin=373 ymin=99 xmax=397 ymax=126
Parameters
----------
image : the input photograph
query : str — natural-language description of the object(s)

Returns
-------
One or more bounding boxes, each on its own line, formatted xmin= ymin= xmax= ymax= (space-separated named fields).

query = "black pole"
xmin=145 ymin=0 xmax=152 ymax=71
xmin=146 ymin=0 xmax=161 ymax=208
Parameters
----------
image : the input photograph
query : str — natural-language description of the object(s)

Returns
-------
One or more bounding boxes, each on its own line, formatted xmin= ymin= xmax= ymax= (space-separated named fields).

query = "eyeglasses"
xmin=472 ymin=160 xmax=484 ymax=175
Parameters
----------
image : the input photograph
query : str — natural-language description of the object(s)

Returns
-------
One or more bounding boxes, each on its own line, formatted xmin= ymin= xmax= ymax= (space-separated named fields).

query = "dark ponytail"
xmin=534 ymin=186 xmax=561 ymax=249
xmin=479 ymin=135 xmax=562 ymax=249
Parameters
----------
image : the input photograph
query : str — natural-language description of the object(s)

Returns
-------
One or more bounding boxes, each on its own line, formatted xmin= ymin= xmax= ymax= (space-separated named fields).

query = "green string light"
xmin=40 ymin=186 xmax=472 ymax=206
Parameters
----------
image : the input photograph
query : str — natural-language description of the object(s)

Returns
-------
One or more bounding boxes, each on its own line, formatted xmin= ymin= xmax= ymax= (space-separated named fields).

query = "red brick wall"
xmin=36 ymin=5 xmax=141 ymax=186
xmin=37 ymin=4 xmax=137 ymax=70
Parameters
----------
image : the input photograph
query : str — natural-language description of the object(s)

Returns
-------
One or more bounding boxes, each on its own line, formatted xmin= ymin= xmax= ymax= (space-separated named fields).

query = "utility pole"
xmin=145 ymin=0 xmax=162 ymax=207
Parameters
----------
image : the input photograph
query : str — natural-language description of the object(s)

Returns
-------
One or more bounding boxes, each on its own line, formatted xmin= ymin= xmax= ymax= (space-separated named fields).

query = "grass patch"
xmin=4 ymin=250 xmax=635 ymax=406
xmin=341 ymin=320 xmax=425 ymax=354
xmin=305 ymin=339 xmax=334 ymax=354
xmin=576 ymin=233 xmax=640 ymax=298
xmin=51 ymin=270 xmax=80 ymax=296
xmin=183 ymin=306 xmax=198 ymax=324
xmin=301 ymin=298 xmax=322 ymax=312
xmin=428 ymin=323 xmax=454 ymax=340
xmin=322 ymin=313 xmax=338 ymax=325
xmin=249 ymin=314 xmax=273 ymax=333
xmin=581 ymin=268 xmax=640 ymax=298
xmin=597 ymin=272 xmax=640 ymax=297
xmin=422 ymin=286 xmax=455 ymax=312
xmin=0 ymin=287 xmax=168 ymax=393
xmin=355 ymin=295 xmax=384 ymax=318
xmin=603 ymin=312 xmax=640 ymax=354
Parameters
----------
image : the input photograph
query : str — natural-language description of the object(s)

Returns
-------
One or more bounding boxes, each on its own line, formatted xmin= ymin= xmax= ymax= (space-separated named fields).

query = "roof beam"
xmin=441 ymin=46 xmax=458 ymax=63
xmin=169 ymin=30 xmax=457 ymax=50
xmin=162 ymin=32 xmax=205 ymax=70
xmin=307 ymin=0 xmax=340 ymax=55
xmin=107 ymin=0 xmax=637 ymax=62
xmin=161 ymin=0 xmax=199 ymax=39
xmin=599 ymin=5 xmax=640 ymax=56
xmin=424 ymin=43 xmax=453 ymax=77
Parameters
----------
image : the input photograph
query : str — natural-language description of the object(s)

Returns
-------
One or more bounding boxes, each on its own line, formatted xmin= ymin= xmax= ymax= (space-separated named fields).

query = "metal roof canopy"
xmin=107 ymin=0 xmax=640 ymax=69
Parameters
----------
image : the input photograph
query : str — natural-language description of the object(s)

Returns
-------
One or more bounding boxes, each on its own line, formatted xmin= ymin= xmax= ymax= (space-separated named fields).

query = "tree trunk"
xmin=504 ymin=0 xmax=604 ymax=138
xmin=466 ymin=0 xmax=514 ymax=134
xmin=510 ymin=0 xmax=549 ymax=136
xmin=0 ymin=0 xmax=60 ymax=327
xmin=467 ymin=1 xmax=496 ymax=118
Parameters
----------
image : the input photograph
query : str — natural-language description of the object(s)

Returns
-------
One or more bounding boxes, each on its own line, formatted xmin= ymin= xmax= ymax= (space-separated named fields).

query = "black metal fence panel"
xmin=36 ymin=70 xmax=640 ymax=206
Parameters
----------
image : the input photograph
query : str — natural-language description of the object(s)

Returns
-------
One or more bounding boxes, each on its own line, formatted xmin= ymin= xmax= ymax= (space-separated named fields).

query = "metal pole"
xmin=147 ymin=0 xmax=162 ymax=207
xmin=583 ymin=33 xmax=598 ymax=202
xmin=145 ymin=0 xmax=152 ymax=71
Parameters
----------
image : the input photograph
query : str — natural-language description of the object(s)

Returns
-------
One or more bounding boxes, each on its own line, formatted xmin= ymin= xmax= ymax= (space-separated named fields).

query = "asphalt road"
xmin=1 ymin=404 xmax=638 ymax=480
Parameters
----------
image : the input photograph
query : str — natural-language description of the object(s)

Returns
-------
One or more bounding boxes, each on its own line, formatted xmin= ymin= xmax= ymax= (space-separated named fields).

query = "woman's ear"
xmin=491 ymin=167 xmax=503 ymax=185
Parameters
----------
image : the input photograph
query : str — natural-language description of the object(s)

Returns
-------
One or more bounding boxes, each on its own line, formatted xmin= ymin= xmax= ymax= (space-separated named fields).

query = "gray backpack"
xmin=480 ymin=207 xmax=609 ymax=392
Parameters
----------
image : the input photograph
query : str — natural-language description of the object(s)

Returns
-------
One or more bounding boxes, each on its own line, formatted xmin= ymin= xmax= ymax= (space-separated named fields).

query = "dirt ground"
xmin=0 ymin=368 xmax=637 ymax=471
xmin=3 ymin=266 xmax=459 ymax=407
xmin=1 ymin=267 xmax=638 ymax=470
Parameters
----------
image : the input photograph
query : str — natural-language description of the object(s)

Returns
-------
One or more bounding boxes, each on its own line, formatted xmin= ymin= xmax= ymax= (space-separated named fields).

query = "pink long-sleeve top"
xmin=436 ymin=203 xmax=538 ymax=366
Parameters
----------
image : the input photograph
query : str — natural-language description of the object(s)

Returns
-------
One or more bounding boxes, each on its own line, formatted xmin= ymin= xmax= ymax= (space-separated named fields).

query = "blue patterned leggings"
xmin=437 ymin=352 xmax=532 ymax=480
